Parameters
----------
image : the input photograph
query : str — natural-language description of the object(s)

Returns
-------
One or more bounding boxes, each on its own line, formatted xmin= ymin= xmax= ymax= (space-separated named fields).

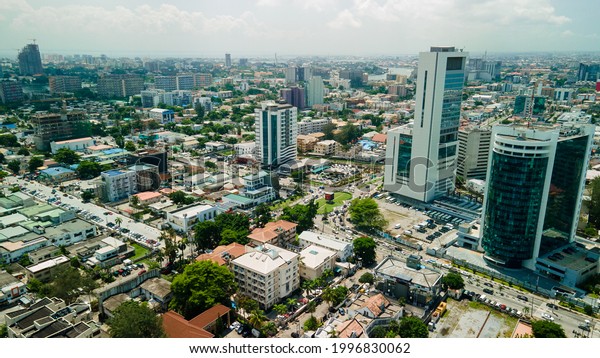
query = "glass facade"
xmin=481 ymin=152 xmax=549 ymax=268
xmin=439 ymin=71 xmax=464 ymax=144
xmin=396 ymin=134 xmax=413 ymax=178
xmin=540 ymin=135 xmax=588 ymax=254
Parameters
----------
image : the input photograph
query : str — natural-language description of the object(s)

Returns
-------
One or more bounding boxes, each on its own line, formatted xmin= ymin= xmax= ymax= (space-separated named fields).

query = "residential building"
xmin=0 ymin=80 xmax=24 ymax=104
xmin=0 ymin=271 xmax=27 ymax=307
xmin=166 ymin=203 xmax=217 ymax=232
xmin=50 ymin=137 xmax=95 ymax=154
xmin=195 ymin=243 xmax=246 ymax=266
xmin=314 ymin=140 xmax=338 ymax=156
xmin=234 ymin=142 xmax=255 ymax=156
xmin=480 ymin=122 xmax=594 ymax=270
xmin=298 ymin=231 xmax=353 ymax=262
xmin=298 ymin=118 xmax=331 ymax=135
xmin=176 ymin=74 xmax=194 ymax=90
xmin=232 ymin=244 xmax=299 ymax=310
xmin=163 ymin=304 xmax=232 ymax=338
xmin=155 ymin=76 xmax=177 ymax=91
xmin=149 ymin=108 xmax=175 ymax=124
xmin=25 ymin=256 xmax=70 ymax=282
xmin=194 ymin=73 xmax=213 ymax=88
xmin=280 ymin=86 xmax=305 ymax=109
xmin=384 ymin=46 xmax=467 ymax=203
xmin=297 ymin=135 xmax=319 ymax=153
xmin=225 ymin=53 xmax=232 ymax=68
xmin=307 ymin=76 xmax=324 ymax=107
xmin=101 ymin=169 xmax=137 ymax=202
xmin=247 ymin=220 xmax=297 ymax=247
xmin=85 ymin=237 xmax=131 ymax=268
xmin=97 ymin=74 xmax=144 ymax=98
xmin=31 ymin=111 xmax=91 ymax=150
xmin=299 ymin=245 xmax=337 ymax=281
xmin=255 ymin=101 xmax=298 ymax=167
xmin=513 ymin=95 xmax=546 ymax=117
xmin=48 ymin=76 xmax=81 ymax=94
xmin=131 ymin=191 xmax=163 ymax=206
xmin=456 ymin=126 xmax=491 ymax=181
xmin=18 ymin=43 xmax=43 ymax=76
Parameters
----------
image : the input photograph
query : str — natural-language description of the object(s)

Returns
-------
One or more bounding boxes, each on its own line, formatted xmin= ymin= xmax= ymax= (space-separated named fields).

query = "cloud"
xmin=328 ymin=9 xmax=362 ymax=29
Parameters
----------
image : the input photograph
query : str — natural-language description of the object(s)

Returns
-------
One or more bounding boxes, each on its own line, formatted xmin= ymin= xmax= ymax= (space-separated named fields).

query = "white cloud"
xmin=328 ymin=9 xmax=362 ymax=29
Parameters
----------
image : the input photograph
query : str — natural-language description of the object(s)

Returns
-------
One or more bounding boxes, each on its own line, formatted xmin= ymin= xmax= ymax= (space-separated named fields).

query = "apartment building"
xmin=232 ymin=244 xmax=299 ymax=310
xmin=101 ymin=169 xmax=137 ymax=202
xmin=314 ymin=140 xmax=338 ymax=156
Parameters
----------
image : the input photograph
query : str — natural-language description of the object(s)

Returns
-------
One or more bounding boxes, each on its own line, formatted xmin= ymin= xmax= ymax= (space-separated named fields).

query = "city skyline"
xmin=0 ymin=0 xmax=599 ymax=58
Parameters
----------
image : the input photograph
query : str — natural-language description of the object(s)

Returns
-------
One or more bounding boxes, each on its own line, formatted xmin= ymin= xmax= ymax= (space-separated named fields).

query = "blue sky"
xmin=0 ymin=0 xmax=598 ymax=58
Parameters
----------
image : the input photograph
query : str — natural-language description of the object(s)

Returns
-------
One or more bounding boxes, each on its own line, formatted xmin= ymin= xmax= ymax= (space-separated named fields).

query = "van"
xmin=404 ymin=230 xmax=413 ymax=235
xmin=394 ymin=223 xmax=401 ymax=229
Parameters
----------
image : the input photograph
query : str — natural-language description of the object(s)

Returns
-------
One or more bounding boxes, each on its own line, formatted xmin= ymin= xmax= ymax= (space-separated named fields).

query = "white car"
xmin=541 ymin=313 xmax=554 ymax=321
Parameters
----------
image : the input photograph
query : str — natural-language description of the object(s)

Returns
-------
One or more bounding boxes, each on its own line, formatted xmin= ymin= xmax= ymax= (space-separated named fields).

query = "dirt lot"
xmin=433 ymin=299 xmax=518 ymax=338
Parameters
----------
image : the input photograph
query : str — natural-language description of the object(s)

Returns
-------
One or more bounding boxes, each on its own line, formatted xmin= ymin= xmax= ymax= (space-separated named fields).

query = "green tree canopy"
xmin=398 ymin=316 xmax=429 ymax=338
xmin=279 ymin=200 xmax=318 ymax=233
xmin=108 ymin=301 xmax=165 ymax=338
xmin=349 ymin=198 xmax=388 ymax=231
xmin=531 ymin=320 xmax=566 ymax=338
xmin=0 ymin=133 xmax=20 ymax=147
xmin=253 ymin=203 xmax=271 ymax=228
xmin=7 ymin=159 xmax=20 ymax=174
xmin=170 ymin=260 xmax=237 ymax=320
xmin=353 ymin=236 xmax=377 ymax=266
xmin=53 ymin=148 xmax=81 ymax=165
xmin=76 ymin=160 xmax=102 ymax=180
xmin=124 ymin=141 xmax=136 ymax=152
xmin=441 ymin=272 xmax=465 ymax=290
xmin=28 ymin=156 xmax=44 ymax=173
xmin=81 ymin=190 xmax=95 ymax=203
xmin=358 ymin=272 xmax=374 ymax=284
xmin=17 ymin=147 xmax=29 ymax=156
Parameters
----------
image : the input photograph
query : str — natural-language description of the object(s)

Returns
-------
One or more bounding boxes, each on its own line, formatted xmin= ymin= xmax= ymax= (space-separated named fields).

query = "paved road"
xmin=5 ymin=177 xmax=164 ymax=249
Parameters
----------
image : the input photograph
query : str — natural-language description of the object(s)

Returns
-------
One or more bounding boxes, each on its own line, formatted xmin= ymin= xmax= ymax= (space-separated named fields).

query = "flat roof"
xmin=224 ymin=194 xmax=253 ymax=205
xmin=53 ymin=137 xmax=93 ymax=145
xmin=170 ymin=204 xmax=214 ymax=219
xmin=374 ymin=256 xmax=443 ymax=289
xmin=133 ymin=191 xmax=163 ymax=201
xmin=232 ymin=244 xmax=297 ymax=275
xmin=40 ymin=167 xmax=75 ymax=176
xmin=300 ymin=245 xmax=336 ymax=269
xmin=26 ymin=256 xmax=69 ymax=273
xmin=298 ymin=231 xmax=350 ymax=251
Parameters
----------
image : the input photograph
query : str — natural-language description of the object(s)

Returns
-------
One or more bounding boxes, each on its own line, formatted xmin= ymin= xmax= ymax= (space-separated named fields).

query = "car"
xmin=338 ymin=308 xmax=345 ymax=315
xmin=483 ymin=282 xmax=494 ymax=288
xmin=483 ymin=288 xmax=494 ymax=295
xmin=541 ymin=313 xmax=554 ymax=321
xmin=517 ymin=295 xmax=529 ymax=302
xmin=138 ymin=269 xmax=147 ymax=276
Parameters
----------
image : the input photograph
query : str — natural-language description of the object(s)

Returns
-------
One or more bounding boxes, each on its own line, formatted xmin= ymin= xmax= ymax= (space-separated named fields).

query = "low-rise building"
xmin=166 ymin=203 xmax=217 ymax=232
xmin=298 ymin=231 xmax=353 ymax=262
xmin=247 ymin=220 xmax=297 ymax=247
xmin=234 ymin=142 xmax=255 ymax=156
xmin=85 ymin=237 xmax=132 ymax=268
xmin=232 ymin=244 xmax=299 ymax=310
xmin=162 ymin=304 xmax=232 ymax=338
xmin=297 ymin=135 xmax=319 ymax=153
xmin=38 ymin=167 xmax=77 ymax=184
xmin=195 ymin=243 xmax=246 ymax=266
xmin=149 ymin=108 xmax=175 ymax=123
xmin=0 ymin=271 xmax=27 ymax=307
xmin=314 ymin=140 xmax=338 ymax=156
xmin=299 ymin=245 xmax=337 ymax=281
xmin=25 ymin=255 xmax=70 ymax=282
xmin=50 ymin=137 xmax=95 ymax=154
xmin=131 ymin=191 xmax=163 ymax=206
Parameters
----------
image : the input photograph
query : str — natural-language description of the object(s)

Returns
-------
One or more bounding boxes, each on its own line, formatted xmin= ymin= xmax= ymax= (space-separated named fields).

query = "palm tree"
xmin=248 ymin=309 xmax=266 ymax=330
xmin=306 ymin=301 xmax=317 ymax=317
xmin=273 ymin=304 xmax=288 ymax=316
xmin=322 ymin=287 xmax=336 ymax=308
xmin=114 ymin=217 xmax=123 ymax=228
xmin=286 ymin=298 xmax=298 ymax=312
xmin=301 ymin=279 xmax=315 ymax=297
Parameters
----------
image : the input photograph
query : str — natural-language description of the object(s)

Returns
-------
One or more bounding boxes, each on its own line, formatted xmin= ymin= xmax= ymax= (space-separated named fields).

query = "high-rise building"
xmin=307 ymin=76 xmax=324 ymax=107
xmin=48 ymin=76 xmax=82 ymax=95
xmin=480 ymin=123 xmax=594 ymax=269
xmin=239 ymin=58 xmax=248 ymax=67
xmin=280 ymin=86 xmax=305 ymax=110
xmin=578 ymin=63 xmax=600 ymax=81
xmin=384 ymin=46 xmax=467 ymax=203
xmin=513 ymin=95 xmax=546 ymax=117
xmin=154 ymin=76 xmax=177 ymax=91
xmin=0 ymin=81 xmax=24 ymax=104
xmin=18 ymin=43 xmax=43 ymax=76
xmin=194 ymin=73 xmax=212 ymax=88
xmin=255 ymin=102 xmax=298 ymax=167
xmin=31 ymin=111 xmax=91 ymax=150
xmin=97 ymin=74 xmax=143 ymax=98
xmin=225 ymin=53 xmax=232 ymax=68
xmin=176 ymin=74 xmax=194 ymax=91
xmin=285 ymin=66 xmax=297 ymax=85
xmin=456 ymin=126 xmax=491 ymax=181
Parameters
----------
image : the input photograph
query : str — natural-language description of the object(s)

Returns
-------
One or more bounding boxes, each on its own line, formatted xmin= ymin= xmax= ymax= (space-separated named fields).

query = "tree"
xmin=349 ymin=198 xmax=387 ymax=232
xmin=0 ymin=133 xmax=20 ymax=147
xmin=7 ymin=159 xmax=20 ymax=174
xmin=115 ymin=217 xmax=123 ymax=227
xmin=53 ymin=148 xmax=80 ymax=165
xmin=169 ymin=260 xmax=237 ymax=319
xmin=322 ymin=286 xmax=349 ymax=307
xmin=359 ymin=272 xmax=374 ymax=285
xmin=169 ymin=190 xmax=188 ymax=205
xmin=194 ymin=102 xmax=205 ymax=119
xmin=273 ymin=304 xmax=288 ymax=316
xmin=441 ymin=272 xmax=465 ymax=290
xmin=115 ymin=135 xmax=125 ymax=149
xmin=44 ymin=266 xmax=97 ymax=304
xmin=280 ymin=201 xmax=318 ymax=233
xmin=531 ymin=320 xmax=566 ymax=338
xmin=81 ymin=190 xmax=95 ymax=203
xmin=17 ymin=147 xmax=29 ymax=156
xmin=253 ymin=203 xmax=271 ymax=228
xmin=28 ymin=156 xmax=44 ymax=173
xmin=204 ymin=161 xmax=217 ymax=170
xmin=124 ymin=141 xmax=136 ymax=152
xmin=398 ymin=316 xmax=429 ymax=338
xmin=108 ymin=301 xmax=165 ymax=338
xmin=76 ymin=160 xmax=102 ymax=179
xmin=303 ymin=315 xmax=321 ymax=331
xmin=322 ymin=122 xmax=336 ymax=140
xmin=193 ymin=220 xmax=220 ymax=252
xmin=353 ymin=237 xmax=377 ymax=266
xmin=0 ymin=323 xmax=7 ymax=338
xmin=248 ymin=309 xmax=266 ymax=330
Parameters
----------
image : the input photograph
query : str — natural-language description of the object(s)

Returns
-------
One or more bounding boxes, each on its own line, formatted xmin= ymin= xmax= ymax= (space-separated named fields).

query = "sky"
xmin=0 ymin=0 xmax=598 ymax=59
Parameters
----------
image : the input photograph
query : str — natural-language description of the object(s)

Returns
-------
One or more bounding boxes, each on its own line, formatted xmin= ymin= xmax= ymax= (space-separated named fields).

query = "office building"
xmin=255 ymin=102 xmax=298 ymax=167
xmin=280 ymin=86 xmax=305 ymax=109
xmin=456 ymin=126 xmax=491 ymax=181
xmin=307 ymin=76 xmax=324 ymax=107
xmin=155 ymin=76 xmax=177 ymax=91
xmin=480 ymin=123 xmax=594 ymax=269
xmin=239 ymin=58 xmax=248 ymax=67
xmin=0 ymin=80 xmax=24 ymax=104
xmin=285 ymin=66 xmax=312 ymax=85
xmin=384 ymin=46 xmax=467 ymax=203
xmin=176 ymin=74 xmax=194 ymax=91
xmin=97 ymin=74 xmax=143 ymax=98
xmin=48 ymin=76 xmax=81 ymax=95
xmin=232 ymin=244 xmax=299 ymax=310
xmin=31 ymin=112 xmax=91 ymax=150
xmin=225 ymin=53 xmax=232 ymax=68
xmin=513 ymin=95 xmax=546 ymax=117
xmin=194 ymin=73 xmax=212 ymax=88
xmin=18 ymin=43 xmax=43 ymax=76
xmin=578 ymin=63 xmax=600 ymax=81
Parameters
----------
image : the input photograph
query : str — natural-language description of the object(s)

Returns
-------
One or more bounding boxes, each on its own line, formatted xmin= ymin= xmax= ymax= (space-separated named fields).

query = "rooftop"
xmin=40 ymin=167 xmax=75 ymax=176
xmin=298 ymin=231 xmax=350 ymax=251
xmin=170 ymin=204 xmax=214 ymax=219
xmin=375 ymin=255 xmax=443 ymax=289
xmin=53 ymin=137 xmax=93 ymax=145
xmin=232 ymin=244 xmax=298 ymax=274
xmin=26 ymin=255 xmax=69 ymax=273
xmin=299 ymin=245 xmax=336 ymax=269
xmin=196 ymin=243 xmax=247 ymax=266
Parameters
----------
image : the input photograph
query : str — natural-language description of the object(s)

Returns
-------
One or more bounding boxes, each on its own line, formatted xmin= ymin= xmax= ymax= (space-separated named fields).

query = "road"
xmin=5 ymin=176 xmax=164 ymax=249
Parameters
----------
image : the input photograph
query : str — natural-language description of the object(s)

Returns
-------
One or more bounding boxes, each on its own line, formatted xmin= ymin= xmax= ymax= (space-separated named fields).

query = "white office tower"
xmin=307 ymin=76 xmax=324 ymax=107
xmin=255 ymin=102 xmax=298 ymax=168
xmin=384 ymin=46 xmax=467 ymax=203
